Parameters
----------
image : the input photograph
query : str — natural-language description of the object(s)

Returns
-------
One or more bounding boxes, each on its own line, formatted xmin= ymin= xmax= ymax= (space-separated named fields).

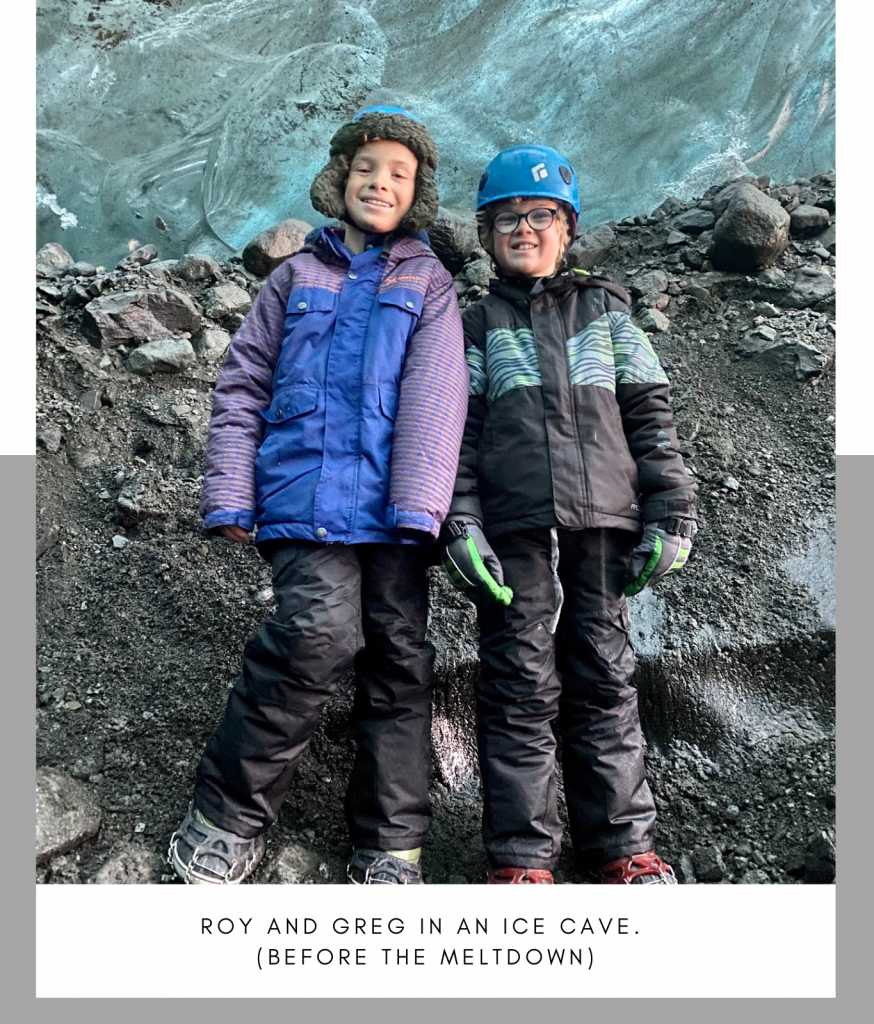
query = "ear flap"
xmin=310 ymin=154 xmax=350 ymax=222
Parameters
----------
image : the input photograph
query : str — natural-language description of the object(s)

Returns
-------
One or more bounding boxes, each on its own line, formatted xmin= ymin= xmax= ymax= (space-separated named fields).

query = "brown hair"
xmin=477 ymin=197 xmax=573 ymax=274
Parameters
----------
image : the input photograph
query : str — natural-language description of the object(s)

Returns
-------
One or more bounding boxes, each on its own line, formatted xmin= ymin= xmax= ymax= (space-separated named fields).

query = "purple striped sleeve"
xmin=388 ymin=263 xmax=468 ymax=537
xmin=199 ymin=261 xmax=295 ymax=527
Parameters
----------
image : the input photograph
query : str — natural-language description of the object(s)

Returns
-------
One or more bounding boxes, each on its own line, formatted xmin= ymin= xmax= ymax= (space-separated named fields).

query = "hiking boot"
xmin=346 ymin=849 xmax=423 ymax=884
xmin=167 ymin=803 xmax=266 ymax=885
xmin=488 ymin=867 xmax=554 ymax=884
xmin=597 ymin=851 xmax=677 ymax=885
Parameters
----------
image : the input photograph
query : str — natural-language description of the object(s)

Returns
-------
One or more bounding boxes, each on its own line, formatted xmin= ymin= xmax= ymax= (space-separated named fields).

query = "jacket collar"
xmin=489 ymin=265 xmax=630 ymax=307
xmin=302 ymin=226 xmax=435 ymax=269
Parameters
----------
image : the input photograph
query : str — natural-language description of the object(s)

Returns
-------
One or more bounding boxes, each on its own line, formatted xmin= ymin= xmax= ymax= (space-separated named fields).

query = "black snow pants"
xmin=194 ymin=541 xmax=435 ymax=851
xmin=475 ymin=527 xmax=656 ymax=872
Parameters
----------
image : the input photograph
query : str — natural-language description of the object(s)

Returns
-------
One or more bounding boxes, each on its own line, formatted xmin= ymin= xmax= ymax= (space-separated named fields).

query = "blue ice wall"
xmin=36 ymin=0 xmax=835 ymax=263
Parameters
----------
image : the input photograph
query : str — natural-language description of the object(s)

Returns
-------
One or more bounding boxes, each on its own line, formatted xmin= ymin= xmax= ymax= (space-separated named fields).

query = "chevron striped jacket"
xmin=450 ymin=269 xmax=697 ymax=536
xmin=201 ymin=227 xmax=467 ymax=544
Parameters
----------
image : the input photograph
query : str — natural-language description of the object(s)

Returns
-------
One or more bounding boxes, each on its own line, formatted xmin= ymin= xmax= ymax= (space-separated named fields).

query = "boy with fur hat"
xmin=168 ymin=106 xmax=467 ymax=885
xmin=443 ymin=145 xmax=697 ymax=884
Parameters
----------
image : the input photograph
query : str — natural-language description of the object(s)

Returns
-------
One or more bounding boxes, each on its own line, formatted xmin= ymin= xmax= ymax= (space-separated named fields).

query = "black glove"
xmin=624 ymin=517 xmax=697 ymax=597
xmin=442 ymin=516 xmax=513 ymax=606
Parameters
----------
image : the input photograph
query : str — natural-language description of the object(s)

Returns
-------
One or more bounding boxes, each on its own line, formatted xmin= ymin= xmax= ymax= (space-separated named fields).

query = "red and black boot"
xmin=485 ymin=868 xmax=552 ymax=884
xmin=597 ymin=851 xmax=677 ymax=884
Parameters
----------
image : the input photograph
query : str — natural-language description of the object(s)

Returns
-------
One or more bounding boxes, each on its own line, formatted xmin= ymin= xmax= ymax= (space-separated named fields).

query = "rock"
xmin=242 ymin=218 xmax=313 ymax=277
xmin=262 ymin=841 xmax=343 ymax=884
xmin=193 ymin=327 xmax=231 ymax=363
xmin=117 ymin=244 xmax=158 ymax=270
xmin=651 ymin=196 xmax=686 ymax=219
xmin=736 ymin=331 xmax=826 ymax=379
xmin=666 ymin=230 xmax=687 ymax=246
xmin=94 ymin=844 xmax=163 ymax=885
xmin=675 ymin=208 xmax=716 ymax=234
xmin=630 ymin=269 xmax=669 ymax=297
xmin=804 ymin=831 xmax=836 ymax=883
xmin=676 ymin=854 xmax=697 ymax=884
xmin=204 ymin=283 xmax=252 ymax=319
xmin=637 ymin=308 xmax=670 ymax=333
xmin=112 ymin=535 xmax=128 ymax=549
xmin=429 ymin=208 xmax=480 ymax=275
xmin=567 ymin=223 xmax=617 ymax=270
xmin=755 ymin=302 xmax=780 ymax=318
xmin=36 ymin=526 xmax=60 ymax=559
xmin=125 ymin=338 xmax=197 ymax=374
xmin=812 ymin=223 xmax=836 ymax=256
xmin=36 ymin=242 xmax=74 ymax=277
xmin=693 ymin=845 xmax=727 ymax=882
xmin=37 ymin=423 xmax=63 ymax=454
xmin=739 ymin=869 xmax=770 ymax=884
xmin=682 ymin=282 xmax=713 ymax=304
xmin=36 ymin=768 xmax=102 ymax=864
xmin=782 ymin=266 xmax=836 ymax=309
xmin=83 ymin=289 xmax=202 ymax=348
xmin=465 ymin=257 xmax=496 ymax=289
xmin=64 ymin=283 xmax=92 ymax=307
xmin=709 ymin=183 xmax=790 ymax=272
xmin=176 ymin=253 xmax=223 ymax=283
xmin=68 ymin=261 xmax=97 ymax=278
xmin=789 ymin=205 xmax=831 ymax=238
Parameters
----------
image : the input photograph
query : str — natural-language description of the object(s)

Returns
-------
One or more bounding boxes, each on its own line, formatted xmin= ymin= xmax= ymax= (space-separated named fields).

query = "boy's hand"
xmin=624 ymin=517 xmax=697 ymax=596
xmin=442 ymin=516 xmax=513 ymax=606
xmin=218 ymin=525 xmax=251 ymax=545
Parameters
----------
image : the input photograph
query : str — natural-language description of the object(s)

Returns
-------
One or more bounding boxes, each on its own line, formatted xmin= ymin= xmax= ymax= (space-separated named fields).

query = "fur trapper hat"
xmin=310 ymin=106 xmax=439 ymax=232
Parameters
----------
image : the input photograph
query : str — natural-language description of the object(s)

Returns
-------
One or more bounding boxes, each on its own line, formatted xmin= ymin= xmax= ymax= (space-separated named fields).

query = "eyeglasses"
xmin=491 ymin=207 xmax=560 ymax=234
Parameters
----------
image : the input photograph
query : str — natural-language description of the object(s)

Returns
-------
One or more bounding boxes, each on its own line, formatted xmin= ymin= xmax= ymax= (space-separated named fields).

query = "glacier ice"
xmin=36 ymin=0 xmax=835 ymax=264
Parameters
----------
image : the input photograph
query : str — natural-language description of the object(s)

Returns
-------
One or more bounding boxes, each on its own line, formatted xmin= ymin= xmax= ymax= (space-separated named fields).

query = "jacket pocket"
xmin=378 ymin=384 xmax=399 ymax=422
xmin=260 ymin=385 xmax=320 ymax=425
xmin=285 ymin=288 xmax=338 ymax=317
xmin=378 ymin=288 xmax=425 ymax=319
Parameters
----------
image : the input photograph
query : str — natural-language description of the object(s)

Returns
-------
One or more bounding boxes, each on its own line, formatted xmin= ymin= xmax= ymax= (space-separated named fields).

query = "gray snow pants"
xmin=194 ymin=541 xmax=435 ymax=850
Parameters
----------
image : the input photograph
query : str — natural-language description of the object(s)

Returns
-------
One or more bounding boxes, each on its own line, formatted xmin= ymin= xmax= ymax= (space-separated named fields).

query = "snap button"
xmin=405 ymin=300 xmax=415 ymax=309
xmin=297 ymin=301 xmax=307 ymax=310
xmin=348 ymin=272 xmax=358 ymax=280
xmin=316 ymin=527 xmax=327 ymax=539
xmin=275 ymin=409 xmax=282 ymax=420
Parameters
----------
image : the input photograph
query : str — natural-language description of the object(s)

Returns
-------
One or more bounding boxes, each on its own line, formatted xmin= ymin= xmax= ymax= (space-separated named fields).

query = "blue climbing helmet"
xmin=477 ymin=145 xmax=580 ymax=220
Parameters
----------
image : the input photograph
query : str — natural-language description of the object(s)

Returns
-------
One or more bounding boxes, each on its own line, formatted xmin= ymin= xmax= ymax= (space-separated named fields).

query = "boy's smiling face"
xmin=344 ymin=139 xmax=418 ymax=235
xmin=491 ymin=197 xmax=564 ymax=278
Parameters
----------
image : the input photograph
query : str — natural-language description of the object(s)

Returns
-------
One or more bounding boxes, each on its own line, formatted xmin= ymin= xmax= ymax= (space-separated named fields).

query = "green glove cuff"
xmin=466 ymin=537 xmax=514 ymax=606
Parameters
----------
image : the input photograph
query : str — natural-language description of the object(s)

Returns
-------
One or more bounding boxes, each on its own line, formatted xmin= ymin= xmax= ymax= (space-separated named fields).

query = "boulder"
xmin=95 ymin=844 xmax=164 ymax=884
xmin=666 ymin=230 xmax=687 ymax=246
xmin=815 ymin=223 xmax=836 ymax=255
xmin=789 ymin=205 xmax=830 ymax=237
xmin=36 ymin=242 xmax=74 ymax=277
xmin=83 ymin=289 xmax=202 ymax=348
xmin=568 ymin=223 xmax=616 ymax=270
xmin=674 ymin=208 xmax=716 ymax=234
xmin=116 ymin=244 xmax=158 ymax=270
xmin=465 ymin=257 xmax=495 ymax=290
xmin=630 ymin=269 xmax=669 ymax=297
xmin=203 ymin=282 xmax=252 ymax=319
xmin=429 ymin=208 xmax=480 ymax=275
xmin=782 ymin=266 xmax=836 ymax=309
xmin=36 ymin=768 xmax=102 ymax=864
xmin=804 ymin=831 xmax=836 ymax=883
xmin=193 ymin=327 xmax=232 ymax=363
xmin=176 ymin=253 xmax=223 ymax=283
xmin=692 ymin=844 xmax=727 ymax=882
xmin=736 ymin=330 xmax=827 ymax=379
xmin=125 ymin=338 xmax=197 ymax=374
xmin=709 ymin=183 xmax=790 ymax=272
xmin=242 ymin=218 xmax=312 ymax=277
xmin=637 ymin=308 xmax=671 ymax=333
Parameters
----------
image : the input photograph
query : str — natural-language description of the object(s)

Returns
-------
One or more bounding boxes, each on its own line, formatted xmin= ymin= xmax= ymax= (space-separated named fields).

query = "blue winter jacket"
xmin=201 ymin=227 xmax=467 ymax=545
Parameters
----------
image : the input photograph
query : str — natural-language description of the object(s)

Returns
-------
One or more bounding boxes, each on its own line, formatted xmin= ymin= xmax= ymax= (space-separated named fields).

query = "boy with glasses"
xmin=442 ymin=145 xmax=697 ymax=884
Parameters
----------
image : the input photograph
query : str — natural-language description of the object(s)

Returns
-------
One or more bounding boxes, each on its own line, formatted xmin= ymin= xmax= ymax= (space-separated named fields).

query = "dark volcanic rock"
xmin=242 ymin=218 xmax=312 ymax=278
xmin=709 ymin=183 xmax=790 ymax=272
xmin=782 ymin=266 xmax=836 ymax=309
xmin=117 ymin=244 xmax=158 ymax=270
xmin=804 ymin=832 xmax=836 ymax=883
xmin=83 ymin=289 xmax=202 ymax=348
xmin=125 ymin=338 xmax=197 ymax=375
xmin=36 ymin=768 xmax=102 ymax=864
xmin=693 ymin=844 xmax=727 ymax=882
xmin=429 ymin=208 xmax=480 ymax=276
xmin=675 ymin=208 xmax=716 ymax=234
xmin=36 ymin=242 xmax=74 ymax=277
xmin=568 ymin=223 xmax=617 ymax=270
xmin=789 ymin=206 xmax=831 ymax=238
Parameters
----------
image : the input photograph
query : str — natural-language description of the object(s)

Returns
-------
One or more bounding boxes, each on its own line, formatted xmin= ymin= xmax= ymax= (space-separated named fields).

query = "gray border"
xmin=16 ymin=455 xmax=858 ymax=1019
